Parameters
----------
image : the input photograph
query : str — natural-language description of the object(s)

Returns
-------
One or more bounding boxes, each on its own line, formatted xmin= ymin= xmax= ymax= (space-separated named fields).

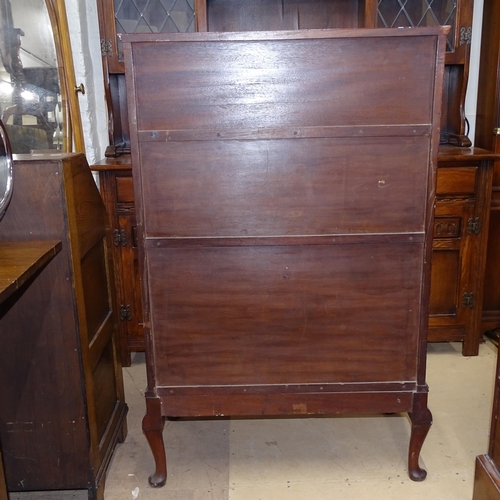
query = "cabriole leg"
xmin=142 ymin=396 xmax=167 ymax=487
xmin=408 ymin=393 xmax=433 ymax=481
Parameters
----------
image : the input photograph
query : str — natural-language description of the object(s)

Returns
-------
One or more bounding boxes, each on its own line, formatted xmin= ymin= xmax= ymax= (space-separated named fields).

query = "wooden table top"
xmin=0 ymin=240 xmax=62 ymax=304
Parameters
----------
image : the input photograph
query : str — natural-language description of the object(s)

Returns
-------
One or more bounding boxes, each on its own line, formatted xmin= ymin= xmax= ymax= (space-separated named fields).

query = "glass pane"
xmin=114 ymin=0 xmax=195 ymax=61
xmin=0 ymin=0 xmax=65 ymax=153
xmin=377 ymin=0 xmax=457 ymax=52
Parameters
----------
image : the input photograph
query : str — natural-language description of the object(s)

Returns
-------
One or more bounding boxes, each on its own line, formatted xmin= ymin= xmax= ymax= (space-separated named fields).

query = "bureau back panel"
xmin=123 ymin=28 xmax=445 ymax=397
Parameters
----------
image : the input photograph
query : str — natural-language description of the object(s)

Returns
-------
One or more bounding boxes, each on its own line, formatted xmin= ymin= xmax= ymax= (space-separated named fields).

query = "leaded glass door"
xmin=99 ymin=0 xmax=204 ymax=72
xmin=376 ymin=0 xmax=472 ymax=64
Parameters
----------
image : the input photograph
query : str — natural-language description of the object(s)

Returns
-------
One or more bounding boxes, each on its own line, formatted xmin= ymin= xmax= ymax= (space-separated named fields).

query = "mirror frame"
xmin=0 ymin=118 xmax=13 ymax=220
xmin=45 ymin=0 xmax=84 ymax=153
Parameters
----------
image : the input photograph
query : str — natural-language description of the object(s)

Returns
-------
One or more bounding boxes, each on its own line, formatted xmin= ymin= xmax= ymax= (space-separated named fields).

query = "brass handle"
xmin=74 ymin=83 xmax=85 ymax=95
xmin=494 ymin=127 xmax=500 ymax=136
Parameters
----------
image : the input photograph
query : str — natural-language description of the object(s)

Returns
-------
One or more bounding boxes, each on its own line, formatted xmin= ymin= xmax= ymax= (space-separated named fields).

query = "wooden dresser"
xmin=123 ymin=27 xmax=447 ymax=486
xmin=429 ymin=146 xmax=497 ymax=355
xmin=92 ymin=146 xmax=499 ymax=364
xmin=0 ymin=240 xmax=62 ymax=500
xmin=0 ymin=153 xmax=127 ymax=500
xmin=93 ymin=0 xmax=485 ymax=362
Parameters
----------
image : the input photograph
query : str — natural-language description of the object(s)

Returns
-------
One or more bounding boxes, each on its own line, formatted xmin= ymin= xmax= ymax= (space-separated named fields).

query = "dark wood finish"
xmin=92 ymin=147 xmax=498 ymax=362
xmin=93 ymin=0 xmax=481 ymax=363
xmin=473 ymin=341 xmax=500 ymax=500
xmin=0 ymin=240 xmax=62 ymax=500
xmin=207 ymin=0 xmax=362 ymax=32
xmin=0 ymin=153 xmax=127 ymax=499
xmin=472 ymin=2 xmax=500 ymax=496
xmin=475 ymin=0 xmax=500 ymax=334
xmin=474 ymin=456 xmax=500 ymax=500
xmin=0 ymin=240 xmax=62 ymax=302
xmin=92 ymin=156 xmax=143 ymax=366
xmin=429 ymin=147 xmax=498 ymax=356
xmin=0 ymin=453 xmax=5 ymax=500
xmin=123 ymin=27 xmax=447 ymax=486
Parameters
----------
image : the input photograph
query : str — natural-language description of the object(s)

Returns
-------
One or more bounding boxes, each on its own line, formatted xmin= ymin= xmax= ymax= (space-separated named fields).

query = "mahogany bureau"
xmin=122 ymin=27 xmax=447 ymax=486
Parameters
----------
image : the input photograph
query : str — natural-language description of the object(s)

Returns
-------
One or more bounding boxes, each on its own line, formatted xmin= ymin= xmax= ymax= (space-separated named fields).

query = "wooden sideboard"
xmin=0 ymin=153 xmax=127 ymax=499
xmin=429 ymin=146 xmax=497 ymax=355
xmin=92 ymin=156 xmax=143 ymax=366
xmin=93 ymin=0 xmax=481 ymax=364
xmin=92 ymin=146 xmax=497 ymax=363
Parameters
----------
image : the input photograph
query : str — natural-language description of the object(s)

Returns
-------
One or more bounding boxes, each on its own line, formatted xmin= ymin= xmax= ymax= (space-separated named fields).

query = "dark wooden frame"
xmin=472 ymin=0 xmax=500 ymax=497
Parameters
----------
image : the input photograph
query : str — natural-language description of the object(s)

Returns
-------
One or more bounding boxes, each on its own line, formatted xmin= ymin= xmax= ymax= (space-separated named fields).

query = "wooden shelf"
xmin=0 ymin=240 xmax=61 ymax=304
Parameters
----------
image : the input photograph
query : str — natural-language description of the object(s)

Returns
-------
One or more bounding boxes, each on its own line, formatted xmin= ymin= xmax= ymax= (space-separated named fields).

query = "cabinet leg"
xmin=142 ymin=396 xmax=167 ymax=487
xmin=408 ymin=393 xmax=432 ymax=481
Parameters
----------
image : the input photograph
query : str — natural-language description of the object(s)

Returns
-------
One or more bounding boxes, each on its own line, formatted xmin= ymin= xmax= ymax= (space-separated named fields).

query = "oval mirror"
xmin=0 ymin=118 xmax=13 ymax=220
xmin=0 ymin=0 xmax=76 ymax=154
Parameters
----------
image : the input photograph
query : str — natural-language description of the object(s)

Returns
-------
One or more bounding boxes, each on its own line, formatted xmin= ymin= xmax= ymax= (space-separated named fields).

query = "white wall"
xmin=465 ymin=0 xmax=484 ymax=146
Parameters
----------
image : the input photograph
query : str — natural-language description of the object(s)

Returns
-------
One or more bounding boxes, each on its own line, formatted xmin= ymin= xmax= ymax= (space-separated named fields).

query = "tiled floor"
xmin=102 ymin=340 xmax=498 ymax=500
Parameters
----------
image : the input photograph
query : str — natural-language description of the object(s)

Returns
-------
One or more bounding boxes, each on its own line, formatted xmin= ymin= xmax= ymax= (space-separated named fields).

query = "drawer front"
xmin=436 ymin=167 xmax=477 ymax=196
xmin=116 ymin=176 xmax=135 ymax=204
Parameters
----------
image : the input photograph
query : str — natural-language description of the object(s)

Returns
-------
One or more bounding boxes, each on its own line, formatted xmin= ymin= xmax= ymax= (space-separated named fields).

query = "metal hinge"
xmin=101 ymin=38 xmax=113 ymax=57
xmin=114 ymin=229 xmax=127 ymax=246
xmin=120 ymin=304 xmax=132 ymax=321
xmin=462 ymin=292 xmax=475 ymax=309
xmin=460 ymin=27 xmax=472 ymax=46
xmin=467 ymin=217 xmax=480 ymax=235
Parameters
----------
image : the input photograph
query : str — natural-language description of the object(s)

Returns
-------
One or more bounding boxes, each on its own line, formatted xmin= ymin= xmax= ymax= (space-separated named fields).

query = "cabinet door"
xmin=374 ymin=0 xmax=472 ymax=64
xmin=429 ymin=199 xmax=476 ymax=345
xmin=429 ymin=156 xmax=494 ymax=356
xmin=117 ymin=212 xmax=144 ymax=355
xmin=96 ymin=168 xmax=144 ymax=366
xmin=374 ymin=0 xmax=473 ymax=144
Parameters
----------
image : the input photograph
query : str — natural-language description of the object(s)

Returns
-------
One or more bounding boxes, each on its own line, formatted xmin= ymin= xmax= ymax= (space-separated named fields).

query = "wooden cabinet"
xmin=0 ymin=153 xmax=127 ymax=499
xmin=429 ymin=147 xmax=497 ymax=356
xmin=94 ymin=148 xmax=498 ymax=363
xmin=96 ymin=0 xmax=474 ymax=156
xmin=93 ymin=0 xmax=485 ymax=362
xmin=92 ymin=157 xmax=144 ymax=365
xmin=475 ymin=0 xmax=500 ymax=335
xmin=471 ymin=1 xmax=500 ymax=498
